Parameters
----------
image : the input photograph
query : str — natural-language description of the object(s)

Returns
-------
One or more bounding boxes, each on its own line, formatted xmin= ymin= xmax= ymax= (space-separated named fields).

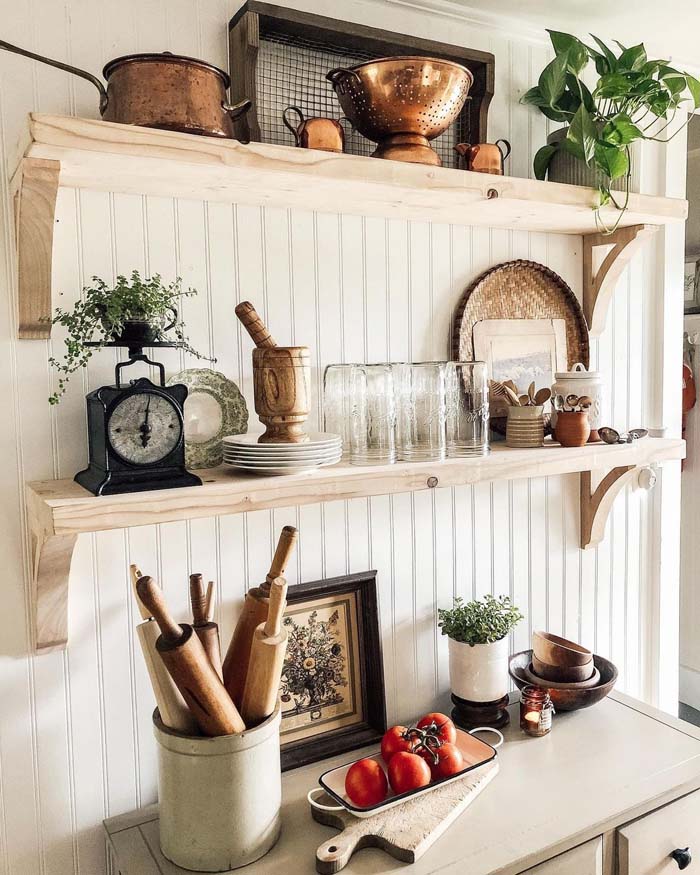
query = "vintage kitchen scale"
xmin=75 ymin=341 xmax=202 ymax=496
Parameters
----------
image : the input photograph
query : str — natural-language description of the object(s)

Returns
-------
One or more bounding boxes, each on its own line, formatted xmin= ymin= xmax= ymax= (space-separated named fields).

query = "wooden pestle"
xmin=241 ymin=577 xmax=289 ymax=726
xmin=235 ymin=300 xmax=277 ymax=348
xmin=190 ymin=573 xmax=223 ymax=680
xmin=222 ymin=525 xmax=298 ymax=707
xmin=136 ymin=575 xmax=245 ymax=736
xmin=130 ymin=565 xmax=198 ymax=735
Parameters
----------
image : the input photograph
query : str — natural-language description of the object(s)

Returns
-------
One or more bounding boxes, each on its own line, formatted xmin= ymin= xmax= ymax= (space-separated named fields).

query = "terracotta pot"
xmin=554 ymin=411 xmax=590 ymax=447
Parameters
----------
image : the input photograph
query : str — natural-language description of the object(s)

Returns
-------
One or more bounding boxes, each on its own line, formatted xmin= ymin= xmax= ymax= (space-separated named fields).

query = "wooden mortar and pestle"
xmin=235 ymin=301 xmax=311 ymax=443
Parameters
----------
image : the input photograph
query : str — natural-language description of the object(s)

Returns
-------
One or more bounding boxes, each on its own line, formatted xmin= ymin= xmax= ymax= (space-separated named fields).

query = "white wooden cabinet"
xmin=105 ymin=693 xmax=700 ymax=875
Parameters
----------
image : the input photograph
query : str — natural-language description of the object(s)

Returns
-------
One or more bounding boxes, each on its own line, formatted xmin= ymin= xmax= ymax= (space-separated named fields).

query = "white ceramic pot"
xmin=551 ymin=362 xmax=604 ymax=441
xmin=448 ymin=635 xmax=510 ymax=703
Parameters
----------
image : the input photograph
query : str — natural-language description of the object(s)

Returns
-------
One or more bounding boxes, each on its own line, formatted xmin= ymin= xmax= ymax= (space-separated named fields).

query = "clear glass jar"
xmin=520 ymin=685 xmax=554 ymax=737
xmin=322 ymin=363 xmax=356 ymax=460
xmin=446 ymin=361 xmax=490 ymax=458
xmin=394 ymin=362 xmax=447 ymax=462
xmin=349 ymin=364 xmax=397 ymax=465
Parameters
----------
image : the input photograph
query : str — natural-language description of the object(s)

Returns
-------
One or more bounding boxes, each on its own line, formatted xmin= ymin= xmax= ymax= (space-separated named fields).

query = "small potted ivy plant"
xmin=47 ymin=271 xmax=212 ymax=404
xmin=521 ymin=30 xmax=699 ymax=231
xmin=438 ymin=594 xmax=523 ymax=704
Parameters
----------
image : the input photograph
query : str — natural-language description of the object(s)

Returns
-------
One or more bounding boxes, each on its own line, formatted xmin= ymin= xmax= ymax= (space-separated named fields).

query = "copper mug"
xmin=454 ymin=139 xmax=511 ymax=174
xmin=282 ymin=106 xmax=345 ymax=153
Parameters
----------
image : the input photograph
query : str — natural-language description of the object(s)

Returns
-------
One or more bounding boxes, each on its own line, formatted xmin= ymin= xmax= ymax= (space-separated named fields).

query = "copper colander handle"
xmin=326 ymin=67 xmax=362 ymax=90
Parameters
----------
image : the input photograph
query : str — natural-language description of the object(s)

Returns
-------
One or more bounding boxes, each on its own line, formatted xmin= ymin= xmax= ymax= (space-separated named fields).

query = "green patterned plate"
xmin=167 ymin=368 xmax=248 ymax=469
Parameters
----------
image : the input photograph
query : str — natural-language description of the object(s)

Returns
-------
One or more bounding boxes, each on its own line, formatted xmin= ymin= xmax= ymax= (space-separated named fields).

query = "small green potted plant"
xmin=438 ymin=594 xmax=523 ymax=703
xmin=47 ymin=271 xmax=212 ymax=404
xmin=521 ymin=31 xmax=700 ymax=231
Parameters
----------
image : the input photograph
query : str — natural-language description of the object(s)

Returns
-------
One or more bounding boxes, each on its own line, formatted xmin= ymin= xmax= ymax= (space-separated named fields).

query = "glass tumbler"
xmin=394 ymin=362 xmax=447 ymax=462
xmin=322 ymin=363 xmax=355 ymax=460
xmin=349 ymin=364 xmax=397 ymax=465
xmin=445 ymin=361 xmax=490 ymax=457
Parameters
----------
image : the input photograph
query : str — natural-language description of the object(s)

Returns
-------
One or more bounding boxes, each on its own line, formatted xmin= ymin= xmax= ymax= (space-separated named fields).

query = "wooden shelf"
xmin=13 ymin=114 xmax=687 ymax=338
xmin=27 ymin=437 xmax=684 ymax=651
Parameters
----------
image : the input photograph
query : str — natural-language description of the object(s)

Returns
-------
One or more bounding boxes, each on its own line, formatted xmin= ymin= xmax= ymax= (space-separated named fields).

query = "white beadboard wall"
xmin=0 ymin=0 xmax=673 ymax=872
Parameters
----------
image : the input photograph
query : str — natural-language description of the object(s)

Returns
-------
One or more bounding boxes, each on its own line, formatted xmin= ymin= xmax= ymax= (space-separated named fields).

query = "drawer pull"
xmin=671 ymin=848 xmax=692 ymax=869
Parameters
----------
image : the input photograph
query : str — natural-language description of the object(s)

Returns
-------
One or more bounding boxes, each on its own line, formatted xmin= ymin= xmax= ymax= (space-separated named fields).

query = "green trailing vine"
xmin=521 ymin=31 xmax=700 ymax=232
xmin=47 ymin=271 xmax=213 ymax=404
xmin=438 ymin=594 xmax=523 ymax=646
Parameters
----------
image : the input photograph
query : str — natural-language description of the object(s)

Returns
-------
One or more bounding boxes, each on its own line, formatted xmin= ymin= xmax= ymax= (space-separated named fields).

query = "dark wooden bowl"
xmin=509 ymin=650 xmax=617 ymax=711
xmin=532 ymin=653 xmax=594 ymax=683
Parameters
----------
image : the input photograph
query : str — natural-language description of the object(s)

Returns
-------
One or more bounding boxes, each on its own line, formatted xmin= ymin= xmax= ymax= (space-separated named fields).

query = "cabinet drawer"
xmin=521 ymin=837 xmax=603 ymax=874
xmin=619 ymin=790 xmax=700 ymax=874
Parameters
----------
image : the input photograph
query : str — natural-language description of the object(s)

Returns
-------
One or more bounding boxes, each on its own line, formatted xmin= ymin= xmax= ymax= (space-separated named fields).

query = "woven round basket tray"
xmin=451 ymin=260 xmax=590 ymax=435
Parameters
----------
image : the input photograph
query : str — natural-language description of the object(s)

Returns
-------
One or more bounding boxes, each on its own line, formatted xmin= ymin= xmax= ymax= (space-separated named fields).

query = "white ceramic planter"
xmin=155 ymin=707 xmax=281 ymax=872
xmin=448 ymin=635 xmax=510 ymax=703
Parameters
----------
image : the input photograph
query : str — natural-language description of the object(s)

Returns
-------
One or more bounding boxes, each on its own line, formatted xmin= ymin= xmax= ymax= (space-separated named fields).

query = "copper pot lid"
xmin=340 ymin=55 xmax=473 ymax=86
xmin=103 ymin=52 xmax=230 ymax=87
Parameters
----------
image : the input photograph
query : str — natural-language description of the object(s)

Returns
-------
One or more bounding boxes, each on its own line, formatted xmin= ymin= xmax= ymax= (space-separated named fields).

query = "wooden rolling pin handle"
xmin=235 ymin=301 xmax=277 ymax=349
xmin=261 ymin=525 xmax=298 ymax=594
xmin=189 ymin=573 xmax=208 ymax=625
xmin=136 ymin=576 xmax=184 ymax=644
xmin=264 ymin=577 xmax=288 ymax=638
xmin=130 ymin=564 xmax=151 ymax=621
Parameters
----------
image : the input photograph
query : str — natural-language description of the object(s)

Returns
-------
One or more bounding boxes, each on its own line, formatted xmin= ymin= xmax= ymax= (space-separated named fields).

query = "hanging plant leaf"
xmin=538 ymin=53 xmax=568 ymax=107
xmin=686 ymin=74 xmax=700 ymax=108
xmin=566 ymin=103 xmax=597 ymax=164
xmin=594 ymin=141 xmax=629 ymax=180
xmin=601 ymin=113 xmax=643 ymax=146
xmin=617 ymin=43 xmax=647 ymax=73
xmin=533 ymin=143 xmax=558 ymax=180
xmin=520 ymin=85 xmax=548 ymax=106
xmin=589 ymin=34 xmax=618 ymax=72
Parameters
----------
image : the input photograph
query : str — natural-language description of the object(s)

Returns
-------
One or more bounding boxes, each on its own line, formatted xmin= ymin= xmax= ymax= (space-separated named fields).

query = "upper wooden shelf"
xmin=27 ymin=437 xmax=684 ymax=652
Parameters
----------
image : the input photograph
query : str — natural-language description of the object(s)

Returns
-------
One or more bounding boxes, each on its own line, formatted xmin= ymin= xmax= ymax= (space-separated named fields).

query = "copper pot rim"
xmin=341 ymin=55 xmax=473 ymax=85
xmin=103 ymin=52 xmax=230 ymax=87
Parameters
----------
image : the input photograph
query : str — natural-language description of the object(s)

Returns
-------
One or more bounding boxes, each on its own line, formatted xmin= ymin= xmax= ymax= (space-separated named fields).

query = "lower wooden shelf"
xmin=26 ymin=437 xmax=684 ymax=651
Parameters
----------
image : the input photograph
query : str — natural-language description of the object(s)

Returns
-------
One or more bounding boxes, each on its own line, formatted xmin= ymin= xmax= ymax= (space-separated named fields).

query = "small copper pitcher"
xmin=282 ymin=106 xmax=345 ymax=153
xmin=454 ymin=139 xmax=511 ymax=175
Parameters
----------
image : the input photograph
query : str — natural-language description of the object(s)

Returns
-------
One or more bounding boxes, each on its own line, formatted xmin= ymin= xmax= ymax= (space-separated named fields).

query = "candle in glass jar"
xmin=520 ymin=685 xmax=553 ymax=737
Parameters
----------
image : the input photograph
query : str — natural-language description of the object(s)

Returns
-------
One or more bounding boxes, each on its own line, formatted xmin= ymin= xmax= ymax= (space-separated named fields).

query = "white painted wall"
xmin=0 ymin=0 xmax=682 ymax=872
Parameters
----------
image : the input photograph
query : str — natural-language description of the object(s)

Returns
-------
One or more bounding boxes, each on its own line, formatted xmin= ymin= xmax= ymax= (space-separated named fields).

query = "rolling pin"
xmin=190 ymin=573 xmax=223 ymax=680
xmin=130 ymin=565 xmax=198 ymax=735
xmin=240 ymin=576 xmax=288 ymax=726
xmin=136 ymin=575 xmax=246 ymax=737
xmin=222 ymin=525 xmax=298 ymax=706
xmin=235 ymin=300 xmax=277 ymax=348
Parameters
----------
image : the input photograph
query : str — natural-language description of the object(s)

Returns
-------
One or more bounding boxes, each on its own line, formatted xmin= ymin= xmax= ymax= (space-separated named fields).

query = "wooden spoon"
xmin=503 ymin=386 xmax=522 ymax=406
xmin=528 ymin=382 xmax=536 ymax=404
xmin=534 ymin=388 xmax=551 ymax=405
xmin=519 ymin=395 xmax=530 ymax=406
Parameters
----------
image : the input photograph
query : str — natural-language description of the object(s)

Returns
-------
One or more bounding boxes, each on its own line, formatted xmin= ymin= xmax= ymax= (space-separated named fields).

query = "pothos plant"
xmin=521 ymin=31 xmax=700 ymax=231
xmin=47 ymin=271 xmax=213 ymax=404
xmin=438 ymin=594 xmax=523 ymax=646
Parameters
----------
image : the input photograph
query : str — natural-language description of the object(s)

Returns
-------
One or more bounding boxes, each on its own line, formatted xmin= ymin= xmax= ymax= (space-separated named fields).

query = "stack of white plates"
xmin=222 ymin=432 xmax=342 ymax=475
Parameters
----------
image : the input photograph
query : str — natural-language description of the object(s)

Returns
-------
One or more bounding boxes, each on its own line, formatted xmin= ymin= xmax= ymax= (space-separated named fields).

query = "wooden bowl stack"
xmin=508 ymin=631 xmax=618 ymax=711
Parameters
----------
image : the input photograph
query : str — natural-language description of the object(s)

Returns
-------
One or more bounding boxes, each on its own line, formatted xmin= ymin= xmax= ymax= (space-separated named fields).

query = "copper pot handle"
xmin=326 ymin=67 xmax=362 ymax=88
xmin=496 ymin=138 xmax=512 ymax=161
xmin=222 ymin=97 xmax=252 ymax=121
xmin=0 ymin=39 xmax=108 ymax=114
xmin=282 ymin=106 xmax=304 ymax=146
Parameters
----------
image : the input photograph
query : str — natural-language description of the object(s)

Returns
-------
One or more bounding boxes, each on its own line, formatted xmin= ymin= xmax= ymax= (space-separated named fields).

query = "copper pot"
xmin=282 ymin=106 xmax=345 ymax=153
xmin=454 ymin=139 xmax=511 ymax=174
xmin=0 ymin=41 xmax=251 ymax=139
xmin=326 ymin=57 xmax=473 ymax=166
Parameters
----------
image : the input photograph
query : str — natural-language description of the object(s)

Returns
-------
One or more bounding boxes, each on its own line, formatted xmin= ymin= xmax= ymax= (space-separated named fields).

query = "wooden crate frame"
xmin=228 ymin=0 xmax=495 ymax=151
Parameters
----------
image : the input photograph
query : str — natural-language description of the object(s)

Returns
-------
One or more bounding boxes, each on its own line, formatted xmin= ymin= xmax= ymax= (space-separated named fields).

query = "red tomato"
xmin=422 ymin=742 xmax=464 ymax=780
xmin=388 ymin=751 xmax=432 ymax=794
xmin=416 ymin=712 xmax=457 ymax=745
xmin=344 ymin=758 xmax=388 ymax=807
xmin=380 ymin=725 xmax=416 ymax=764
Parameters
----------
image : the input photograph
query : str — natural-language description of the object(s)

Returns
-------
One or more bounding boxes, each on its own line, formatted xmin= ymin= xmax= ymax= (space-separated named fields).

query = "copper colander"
xmin=326 ymin=56 xmax=473 ymax=166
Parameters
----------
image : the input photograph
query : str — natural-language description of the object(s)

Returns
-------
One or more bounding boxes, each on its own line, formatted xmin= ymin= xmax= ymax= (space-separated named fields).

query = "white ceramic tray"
xmin=316 ymin=726 xmax=502 ymax=818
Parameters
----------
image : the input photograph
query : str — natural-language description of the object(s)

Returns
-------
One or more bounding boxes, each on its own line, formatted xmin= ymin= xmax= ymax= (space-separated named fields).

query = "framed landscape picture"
xmin=278 ymin=571 xmax=386 ymax=771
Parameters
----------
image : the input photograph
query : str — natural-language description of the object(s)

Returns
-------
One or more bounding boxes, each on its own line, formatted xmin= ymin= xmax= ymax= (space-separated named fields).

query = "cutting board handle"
xmin=316 ymin=832 xmax=361 ymax=875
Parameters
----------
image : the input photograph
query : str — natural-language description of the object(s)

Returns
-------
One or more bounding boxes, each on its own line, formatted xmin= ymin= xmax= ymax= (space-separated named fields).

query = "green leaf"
xmin=536 ymin=103 xmax=574 ymax=122
xmin=589 ymin=34 xmax=617 ymax=71
xmin=594 ymin=141 xmax=629 ymax=180
xmin=686 ymin=74 xmax=700 ymax=108
xmin=664 ymin=75 xmax=687 ymax=96
xmin=649 ymin=92 xmax=671 ymax=117
xmin=567 ymin=73 xmax=595 ymax=112
xmin=601 ymin=113 xmax=643 ymax=146
xmin=533 ymin=143 xmax=557 ymax=180
xmin=520 ymin=85 xmax=547 ymax=106
xmin=548 ymin=30 xmax=579 ymax=55
xmin=594 ymin=72 xmax=634 ymax=99
xmin=547 ymin=31 xmax=588 ymax=76
xmin=566 ymin=103 xmax=597 ymax=164
xmin=617 ymin=43 xmax=647 ymax=72
xmin=538 ymin=53 xmax=568 ymax=106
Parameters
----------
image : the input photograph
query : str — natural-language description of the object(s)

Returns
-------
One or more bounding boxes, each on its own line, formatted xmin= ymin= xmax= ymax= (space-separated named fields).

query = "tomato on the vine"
xmin=387 ymin=751 xmax=432 ymax=794
xmin=419 ymin=741 xmax=464 ymax=780
xmin=380 ymin=725 xmax=417 ymax=764
xmin=344 ymin=758 xmax=388 ymax=807
xmin=416 ymin=712 xmax=457 ymax=745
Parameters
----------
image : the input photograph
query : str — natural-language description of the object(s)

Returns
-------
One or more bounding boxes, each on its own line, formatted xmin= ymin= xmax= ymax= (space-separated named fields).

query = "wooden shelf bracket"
xmin=580 ymin=465 xmax=639 ymax=549
xmin=582 ymin=224 xmax=658 ymax=337
xmin=31 ymin=530 xmax=77 ymax=651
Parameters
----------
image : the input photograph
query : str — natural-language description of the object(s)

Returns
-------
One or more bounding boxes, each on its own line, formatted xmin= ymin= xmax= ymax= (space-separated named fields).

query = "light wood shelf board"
xmin=26 ymin=438 xmax=684 ymax=652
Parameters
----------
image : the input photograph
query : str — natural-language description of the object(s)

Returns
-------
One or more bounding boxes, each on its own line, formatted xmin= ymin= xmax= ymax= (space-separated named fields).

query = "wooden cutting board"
xmin=311 ymin=760 xmax=499 ymax=874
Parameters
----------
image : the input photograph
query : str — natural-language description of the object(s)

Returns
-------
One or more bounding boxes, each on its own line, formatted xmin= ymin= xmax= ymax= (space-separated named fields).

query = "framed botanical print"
xmin=279 ymin=571 xmax=386 ymax=771
xmin=685 ymin=257 xmax=700 ymax=314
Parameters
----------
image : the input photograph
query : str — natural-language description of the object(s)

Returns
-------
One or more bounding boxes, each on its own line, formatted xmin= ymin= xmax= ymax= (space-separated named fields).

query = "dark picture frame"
xmin=279 ymin=570 xmax=386 ymax=771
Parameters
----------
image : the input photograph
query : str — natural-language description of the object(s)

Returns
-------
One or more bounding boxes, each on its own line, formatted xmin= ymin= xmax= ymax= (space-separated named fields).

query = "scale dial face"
xmin=107 ymin=391 xmax=182 ymax=466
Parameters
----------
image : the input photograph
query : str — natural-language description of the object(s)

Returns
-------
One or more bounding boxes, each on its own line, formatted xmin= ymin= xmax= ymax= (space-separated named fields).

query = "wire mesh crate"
xmin=229 ymin=2 xmax=495 ymax=169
